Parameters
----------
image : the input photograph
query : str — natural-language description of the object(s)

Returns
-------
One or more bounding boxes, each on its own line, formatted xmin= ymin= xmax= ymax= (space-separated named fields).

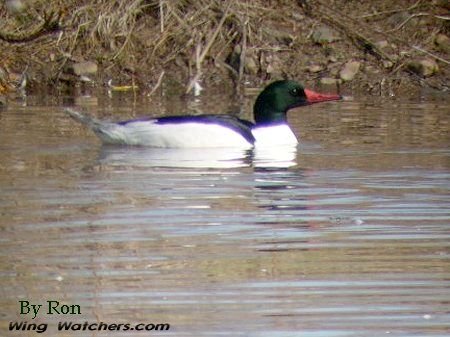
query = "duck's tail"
xmin=64 ymin=108 xmax=105 ymax=132
xmin=64 ymin=108 xmax=128 ymax=145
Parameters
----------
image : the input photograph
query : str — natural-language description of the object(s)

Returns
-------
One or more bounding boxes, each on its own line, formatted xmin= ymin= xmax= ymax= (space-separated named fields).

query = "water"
xmin=0 ymin=91 xmax=449 ymax=337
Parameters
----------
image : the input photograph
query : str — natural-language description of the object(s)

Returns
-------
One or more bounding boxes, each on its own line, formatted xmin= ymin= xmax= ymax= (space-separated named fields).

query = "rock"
xmin=263 ymin=27 xmax=294 ymax=46
xmin=306 ymin=64 xmax=323 ymax=73
xmin=328 ymin=55 xmax=338 ymax=63
xmin=330 ymin=67 xmax=340 ymax=77
xmin=8 ymin=72 xmax=24 ymax=87
xmin=407 ymin=59 xmax=439 ymax=77
xmin=5 ymin=0 xmax=26 ymax=16
xmin=383 ymin=60 xmax=394 ymax=69
xmin=70 ymin=61 xmax=98 ymax=76
xmin=262 ymin=53 xmax=283 ymax=78
xmin=227 ymin=46 xmax=259 ymax=75
xmin=311 ymin=26 xmax=340 ymax=44
xmin=227 ymin=45 xmax=241 ymax=72
xmin=339 ymin=61 xmax=361 ymax=81
xmin=266 ymin=63 xmax=276 ymax=74
xmin=434 ymin=34 xmax=450 ymax=54
xmin=433 ymin=0 xmax=450 ymax=10
xmin=365 ymin=65 xmax=380 ymax=74
xmin=175 ymin=56 xmax=185 ymax=67
xmin=244 ymin=55 xmax=259 ymax=75
xmin=375 ymin=40 xmax=389 ymax=49
xmin=320 ymin=77 xmax=342 ymax=85
xmin=387 ymin=12 xmax=411 ymax=27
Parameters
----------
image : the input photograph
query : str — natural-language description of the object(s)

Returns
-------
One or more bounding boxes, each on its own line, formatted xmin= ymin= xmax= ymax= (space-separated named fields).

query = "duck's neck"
xmin=253 ymin=107 xmax=287 ymax=126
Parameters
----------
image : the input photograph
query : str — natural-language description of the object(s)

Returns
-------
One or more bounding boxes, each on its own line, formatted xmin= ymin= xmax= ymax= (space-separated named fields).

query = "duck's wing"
xmin=64 ymin=109 xmax=256 ymax=147
xmin=120 ymin=114 xmax=256 ymax=145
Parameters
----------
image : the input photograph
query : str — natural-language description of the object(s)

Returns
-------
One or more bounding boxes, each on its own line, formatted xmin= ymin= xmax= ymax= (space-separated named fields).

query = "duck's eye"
xmin=290 ymin=87 xmax=300 ymax=96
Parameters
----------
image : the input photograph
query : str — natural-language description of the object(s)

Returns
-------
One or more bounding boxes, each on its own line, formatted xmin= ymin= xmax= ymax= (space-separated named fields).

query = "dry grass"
xmin=0 ymin=0 xmax=448 ymax=94
xmin=61 ymin=0 xmax=299 ymax=88
xmin=1 ymin=0 xmax=302 ymax=91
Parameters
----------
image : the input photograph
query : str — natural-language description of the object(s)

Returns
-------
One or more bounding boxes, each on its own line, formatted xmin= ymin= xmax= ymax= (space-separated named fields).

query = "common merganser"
xmin=64 ymin=80 xmax=341 ymax=148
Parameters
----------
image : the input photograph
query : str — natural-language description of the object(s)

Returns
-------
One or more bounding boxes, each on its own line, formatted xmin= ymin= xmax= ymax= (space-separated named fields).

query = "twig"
xmin=412 ymin=46 xmax=450 ymax=65
xmin=186 ymin=42 xmax=203 ymax=95
xmin=238 ymin=18 xmax=248 ymax=83
xmin=186 ymin=0 xmax=234 ymax=94
xmin=359 ymin=0 xmax=422 ymax=19
xmin=159 ymin=0 xmax=164 ymax=33
xmin=112 ymin=21 xmax=136 ymax=60
xmin=198 ymin=1 xmax=233 ymax=66
xmin=148 ymin=70 xmax=165 ymax=97
xmin=55 ymin=22 xmax=84 ymax=81
xmin=385 ymin=13 xmax=429 ymax=33
xmin=0 ymin=11 xmax=61 ymax=43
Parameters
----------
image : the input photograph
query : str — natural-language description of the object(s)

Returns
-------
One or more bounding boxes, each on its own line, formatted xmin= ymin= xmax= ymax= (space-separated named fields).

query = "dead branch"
xmin=186 ymin=0 xmax=234 ymax=94
xmin=147 ymin=70 xmax=165 ymax=97
xmin=412 ymin=45 xmax=450 ymax=65
xmin=385 ymin=13 xmax=430 ymax=33
xmin=0 ymin=11 xmax=61 ymax=43
xmin=358 ymin=0 xmax=423 ymax=19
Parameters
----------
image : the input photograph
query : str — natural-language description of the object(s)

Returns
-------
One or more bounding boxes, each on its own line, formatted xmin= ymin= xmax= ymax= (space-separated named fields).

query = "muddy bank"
xmin=0 ymin=0 xmax=449 ymax=101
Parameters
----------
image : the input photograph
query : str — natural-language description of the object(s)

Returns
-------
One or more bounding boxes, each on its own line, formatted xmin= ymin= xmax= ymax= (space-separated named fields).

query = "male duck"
xmin=65 ymin=80 xmax=341 ymax=148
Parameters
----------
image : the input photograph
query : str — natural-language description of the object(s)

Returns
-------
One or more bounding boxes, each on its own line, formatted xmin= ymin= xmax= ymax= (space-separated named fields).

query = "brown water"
xmin=0 ymin=91 xmax=449 ymax=337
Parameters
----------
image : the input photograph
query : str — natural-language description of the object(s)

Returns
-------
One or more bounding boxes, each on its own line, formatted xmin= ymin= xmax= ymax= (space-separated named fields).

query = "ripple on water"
xmin=0 ymin=99 xmax=449 ymax=336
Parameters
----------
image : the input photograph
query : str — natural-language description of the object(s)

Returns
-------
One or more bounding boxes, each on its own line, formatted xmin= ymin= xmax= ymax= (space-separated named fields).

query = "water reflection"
xmin=253 ymin=145 xmax=297 ymax=169
xmin=98 ymin=145 xmax=298 ymax=169
xmin=99 ymin=146 xmax=252 ymax=169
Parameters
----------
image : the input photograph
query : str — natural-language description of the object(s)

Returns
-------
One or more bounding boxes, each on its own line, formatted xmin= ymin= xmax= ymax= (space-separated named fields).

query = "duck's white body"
xmin=64 ymin=109 xmax=298 ymax=149
xmin=97 ymin=120 xmax=255 ymax=148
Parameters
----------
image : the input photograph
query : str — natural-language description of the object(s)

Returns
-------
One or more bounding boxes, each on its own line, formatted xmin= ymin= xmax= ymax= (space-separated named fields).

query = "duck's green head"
xmin=253 ymin=80 xmax=341 ymax=125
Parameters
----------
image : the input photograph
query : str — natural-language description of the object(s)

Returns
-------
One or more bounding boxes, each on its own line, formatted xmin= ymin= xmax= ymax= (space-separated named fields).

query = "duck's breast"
xmin=252 ymin=124 xmax=298 ymax=147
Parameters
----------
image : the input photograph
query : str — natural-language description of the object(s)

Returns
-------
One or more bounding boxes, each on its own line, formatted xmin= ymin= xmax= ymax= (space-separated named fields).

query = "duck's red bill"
xmin=304 ymin=89 xmax=342 ymax=104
